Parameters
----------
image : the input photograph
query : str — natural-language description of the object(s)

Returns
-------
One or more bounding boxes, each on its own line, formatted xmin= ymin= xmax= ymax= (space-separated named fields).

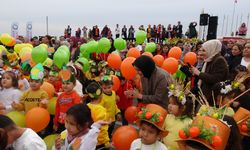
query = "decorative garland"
xmin=137 ymin=108 xmax=164 ymax=124
xmin=178 ymin=120 xmax=222 ymax=149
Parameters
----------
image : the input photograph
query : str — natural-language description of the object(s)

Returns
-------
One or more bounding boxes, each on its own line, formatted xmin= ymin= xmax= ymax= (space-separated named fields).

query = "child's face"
xmin=48 ymin=76 xmax=57 ymax=83
xmin=162 ymin=46 xmax=169 ymax=53
xmin=139 ymin=123 xmax=159 ymax=145
xmin=1 ymin=73 xmax=13 ymax=88
xmin=29 ymin=79 xmax=42 ymax=91
xmin=62 ymin=82 xmax=75 ymax=93
xmin=232 ymin=45 xmax=241 ymax=56
xmin=168 ymin=97 xmax=181 ymax=116
xmin=102 ymin=84 xmax=113 ymax=95
xmin=64 ymin=114 xmax=81 ymax=136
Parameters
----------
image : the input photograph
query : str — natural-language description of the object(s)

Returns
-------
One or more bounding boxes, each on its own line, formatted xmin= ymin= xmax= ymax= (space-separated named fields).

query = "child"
xmin=130 ymin=104 xmax=168 ymax=150
xmin=0 ymin=114 xmax=46 ymax=149
xmin=48 ymin=70 xmax=62 ymax=93
xmin=116 ymin=76 xmax=133 ymax=125
xmin=163 ymin=83 xmax=193 ymax=150
xmin=54 ymin=103 xmax=109 ymax=150
xmin=53 ymin=69 xmax=81 ymax=133
xmin=11 ymin=63 xmax=49 ymax=113
xmin=99 ymin=75 xmax=121 ymax=137
xmin=85 ymin=81 xmax=110 ymax=149
xmin=0 ymin=71 xmax=21 ymax=114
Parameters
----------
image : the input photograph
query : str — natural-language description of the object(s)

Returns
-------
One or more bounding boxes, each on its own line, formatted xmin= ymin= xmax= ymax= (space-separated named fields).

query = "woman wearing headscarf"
xmin=191 ymin=40 xmax=229 ymax=105
xmin=126 ymin=55 xmax=171 ymax=109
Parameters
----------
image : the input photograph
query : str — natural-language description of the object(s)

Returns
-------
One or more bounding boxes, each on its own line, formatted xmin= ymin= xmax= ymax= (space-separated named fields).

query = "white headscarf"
xmin=198 ymin=40 xmax=222 ymax=86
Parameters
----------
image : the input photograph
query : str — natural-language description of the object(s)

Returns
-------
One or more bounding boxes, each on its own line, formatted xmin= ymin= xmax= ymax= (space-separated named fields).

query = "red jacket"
xmin=116 ymin=81 xmax=133 ymax=110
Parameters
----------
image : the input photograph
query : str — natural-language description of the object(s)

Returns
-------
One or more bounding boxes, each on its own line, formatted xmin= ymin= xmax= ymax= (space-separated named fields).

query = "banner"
xmin=11 ymin=22 xmax=19 ymax=38
xmin=26 ymin=21 xmax=32 ymax=40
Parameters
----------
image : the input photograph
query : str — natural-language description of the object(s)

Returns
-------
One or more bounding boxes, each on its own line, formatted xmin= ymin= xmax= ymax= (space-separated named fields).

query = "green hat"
xmin=49 ymin=70 xmax=59 ymax=77
xmin=21 ymin=61 xmax=31 ymax=72
xmin=85 ymin=81 xmax=102 ymax=99
xmin=30 ymin=63 xmax=44 ymax=80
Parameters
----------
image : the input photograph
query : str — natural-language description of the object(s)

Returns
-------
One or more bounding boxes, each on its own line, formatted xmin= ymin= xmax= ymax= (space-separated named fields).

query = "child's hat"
xmin=59 ymin=68 xmax=75 ymax=83
xmin=137 ymin=104 xmax=168 ymax=137
xmin=177 ymin=115 xmax=231 ymax=150
xmin=233 ymin=107 xmax=250 ymax=137
xmin=42 ymin=58 xmax=53 ymax=69
xmin=49 ymin=70 xmax=59 ymax=77
xmin=85 ymin=81 xmax=102 ymax=99
xmin=20 ymin=61 xmax=31 ymax=72
xmin=30 ymin=63 xmax=44 ymax=80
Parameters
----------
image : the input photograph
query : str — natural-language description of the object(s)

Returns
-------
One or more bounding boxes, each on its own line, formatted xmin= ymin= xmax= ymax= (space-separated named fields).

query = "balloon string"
xmin=219 ymin=88 xmax=250 ymax=110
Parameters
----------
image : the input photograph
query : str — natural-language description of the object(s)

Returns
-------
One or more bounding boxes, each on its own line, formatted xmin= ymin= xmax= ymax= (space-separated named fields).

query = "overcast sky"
xmin=0 ymin=0 xmax=249 ymax=38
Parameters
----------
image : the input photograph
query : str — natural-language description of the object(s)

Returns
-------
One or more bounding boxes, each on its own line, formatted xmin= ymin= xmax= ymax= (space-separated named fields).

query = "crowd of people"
xmin=0 ymin=24 xmax=249 ymax=150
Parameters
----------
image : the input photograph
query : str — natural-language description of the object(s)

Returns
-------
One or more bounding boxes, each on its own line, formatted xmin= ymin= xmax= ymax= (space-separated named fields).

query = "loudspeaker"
xmin=207 ymin=16 xmax=218 ymax=40
xmin=200 ymin=14 xmax=209 ymax=26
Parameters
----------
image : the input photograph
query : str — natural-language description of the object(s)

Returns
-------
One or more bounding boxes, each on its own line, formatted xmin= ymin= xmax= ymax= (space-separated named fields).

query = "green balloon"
xmin=31 ymin=45 xmax=48 ymax=64
xmin=57 ymin=45 xmax=70 ymax=58
xmin=86 ymin=40 xmax=98 ymax=53
xmin=145 ymin=42 xmax=156 ymax=53
xmin=6 ymin=111 xmax=25 ymax=127
xmin=98 ymin=38 xmax=111 ymax=53
xmin=135 ymin=30 xmax=147 ymax=44
xmin=114 ymin=38 xmax=126 ymax=50
xmin=80 ymin=44 xmax=88 ymax=54
xmin=53 ymin=50 xmax=70 ymax=69
xmin=47 ymin=97 xmax=56 ymax=115
xmin=174 ymin=65 xmax=186 ymax=81
xmin=43 ymin=134 xmax=57 ymax=150
xmin=76 ymin=57 xmax=90 ymax=72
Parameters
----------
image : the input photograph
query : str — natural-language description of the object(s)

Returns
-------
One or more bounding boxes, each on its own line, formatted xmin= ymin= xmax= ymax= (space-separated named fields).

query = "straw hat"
xmin=233 ymin=107 xmax=250 ymax=137
xmin=137 ymin=104 xmax=168 ymax=137
xmin=177 ymin=115 xmax=230 ymax=150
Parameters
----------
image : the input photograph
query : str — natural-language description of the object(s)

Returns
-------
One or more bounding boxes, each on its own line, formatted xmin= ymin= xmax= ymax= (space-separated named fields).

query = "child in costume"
xmin=0 ymin=71 xmax=21 ymax=114
xmin=53 ymin=69 xmax=81 ymax=133
xmin=130 ymin=104 xmax=168 ymax=150
xmin=11 ymin=63 xmax=48 ymax=113
xmin=99 ymin=75 xmax=121 ymax=138
xmin=53 ymin=103 xmax=109 ymax=150
xmin=163 ymin=82 xmax=194 ymax=150
xmin=85 ymin=81 xmax=110 ymax=149
xmin=48 ymin=70 xmax=62 ymax=93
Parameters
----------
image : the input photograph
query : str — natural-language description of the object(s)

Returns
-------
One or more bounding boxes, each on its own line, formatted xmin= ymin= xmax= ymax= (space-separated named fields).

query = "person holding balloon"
xmin=0 ymin=114 xmax=46 ymax=150
xmin=11 ymin=63 xmax=49 ymax=113
xmin=126 ymin=55 xmax=171 ymax=109
xmin=0 ymin=71 xmax=21 ymax=114
xmin=53 ymin=69 xmax=81 ymax=133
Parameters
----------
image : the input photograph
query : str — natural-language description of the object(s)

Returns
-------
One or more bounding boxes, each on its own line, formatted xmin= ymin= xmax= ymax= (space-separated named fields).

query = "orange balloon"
xmin=125 ymin=106 xmax=139 ymax=123
xmin=6 ymin=38 xmax=16 ymax=47
xmin=112 ymin=126 xmax=139 ymax=150
xmin=21 ymin=52 xmax=31 ymax=62
xmin=111 ymin=75 xmax=120 ymax=91
xmin=184 ymin=52 xmax=197 ymax=66
xmin=142 ymin=52 xmax=153 ymax=58
xmin=153 ymin=55 xmax=164 ymax=67
xmin=25 ymin=107 xmax=50 ymax=132
xmin=168 ymin=46 xmax=182 ymax=60
xmin=41 ymin=82 xmax=55 ymax=99
xmin=107 ymin=53 xmax=122 ymax=69
xmin=162 ymin=57 xmax=178 ymax=74
xmin=127 ymin=48 xmax=141 ymax=58
xmin=120 ymin=57 xmax=136 ymax=80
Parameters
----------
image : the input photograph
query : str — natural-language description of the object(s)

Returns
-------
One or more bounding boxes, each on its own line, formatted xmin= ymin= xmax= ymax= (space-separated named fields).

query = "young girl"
xmin=53 ymin=70 xmax=81 ymax=133
xmin=85 ymin=81 xmax=110 ymax=149
xmin=130 ymin=104 xmax=168 ymax=150
xmin=54 ymin=103 xmax=108 ymax=150
xmin=163 ymin=83 xmax=194 ymax=150
xmin=0 ymin=71 xmax=21 ymax=114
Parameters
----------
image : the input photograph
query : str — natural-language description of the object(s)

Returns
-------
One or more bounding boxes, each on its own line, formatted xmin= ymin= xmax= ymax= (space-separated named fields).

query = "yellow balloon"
xmin=43 ymin=134 xmax=57 ymax=150
xmin=6 ymin=111 xmax=26 ymax=127
xmin=40 ymin=43 xmax=48 ymax=49
xmin=47 ymin=97 xmax=57 ymax=115
xmin=14 ymin=44 xmax=22 ymax=54
xmin=19 ymin=47 xmax=32 ymax=58
xmin=0 ymin=33 xmax=12 ymax=45
xmin=24 ymin=43 xmax=33 ymax=49
xmin=0 ymin=45 xmax=7 ymax=54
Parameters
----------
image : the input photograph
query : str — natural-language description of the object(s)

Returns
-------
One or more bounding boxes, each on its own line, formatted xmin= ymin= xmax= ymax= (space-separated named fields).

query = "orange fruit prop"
xmin=41 ymin=82 xmax=55 ymax=99
xmin=184 ymin=52 xmax=197 ymax=66
xmin=162 ymin=57 xmax=178 ymax=74
xmin=107 ymin=53 xmax=122 ymax=69
xmin=168 ymin=46 xmax=182 ymax=60
xmin=125 ymin=106 xmax=138 ymax=123
xmin=25 ymin=107 xmax=50 ymax=132
xmin=127 ymin=48 xmax=141 ymax=58
xmin=112 ymin=126 xmax=139 ymax=150
xmin=120 ymin=57 xmax=136 ymax=80
xmin=142 ymin=52 xmax=153 ymax=58
xmin=111 ymin=75 xmax=120 ymax=91
xmin=153 ymin=55 xmax=164 ymax=67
